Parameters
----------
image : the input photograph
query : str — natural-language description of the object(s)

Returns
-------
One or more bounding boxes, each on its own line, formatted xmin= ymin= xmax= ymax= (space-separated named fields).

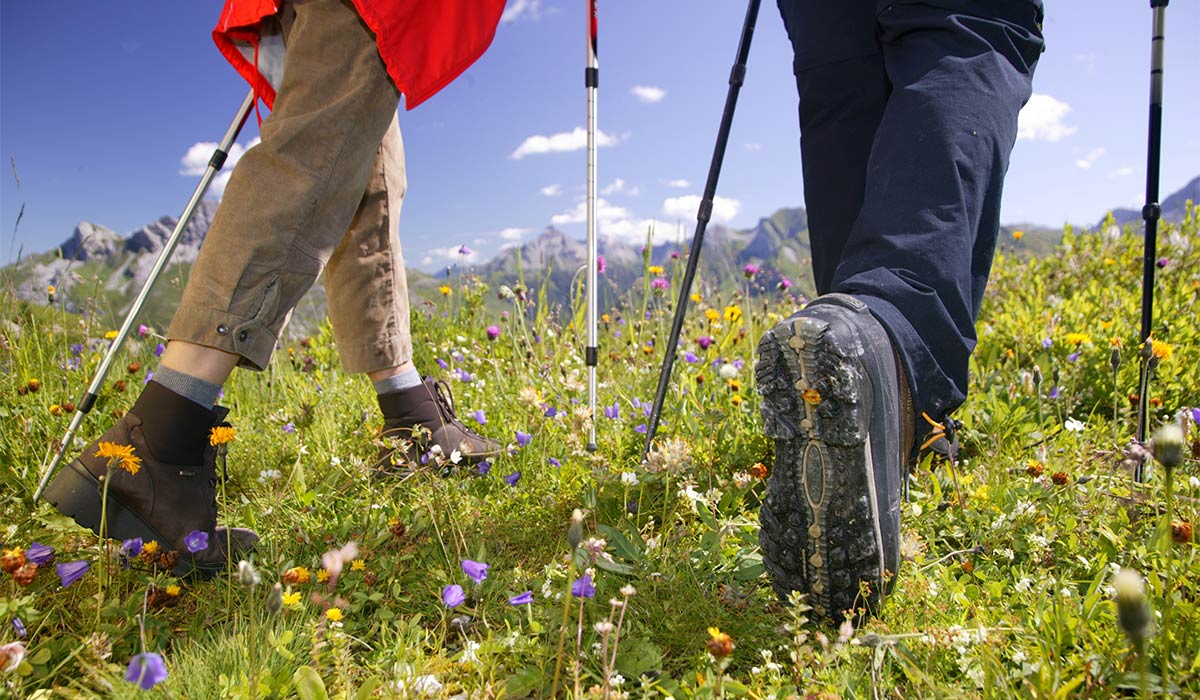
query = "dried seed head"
xmin=1031 ymin=365 xmax=1042 ymax=387
xmin=1110 ymin=345 xmax=1121 ymax=372
xmin=267 ymin=582 xmax=283 ymax=615
xmin=1112 ymin=568 xmax=1152 ymax=642
xmin=237 ymin=560 xmax=260 ymax=588
xmin=568 ymin=509 xmax=584 ymax=550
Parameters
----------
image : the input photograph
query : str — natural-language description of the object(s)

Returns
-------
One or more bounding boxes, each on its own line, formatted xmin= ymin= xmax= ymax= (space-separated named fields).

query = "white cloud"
xmin=601 ymin=217 xmax=686 ymax=244
xmin=180 ymin=138 xmax=259 ymax=199
xmin=511 ymin=127 xmax=619 ymax=159
xmin=662 ymin=194 xmax=740 ymax=223
xmin=499 ymin=227 xmax=532 ymax=241
xmin=600 ymin=178 xmax=638 ymax=196
xmin=630 ymin=85 xmax=665 ymax=103
xmin=501 ymin=0 xmax=541 ymax=23
xmin=1018 ymin=93 xmax=1077 ymax=142
xmin=423 ymin=244 xmax=480 ymax=266
xmin=540 ymin=184 xmax=562 ymax=196
xmin=744 ymin=143 xmax=762 ymax=152
xmin=1108 ymin=166 xmax=1134 ymax=178
xmin=664 ymin=179 xmax=690 ymax=189
xmin=551 ymin=197 xmax=631 ymax=226
xmin=1074 ymin=147 xmax=1105 ymax=169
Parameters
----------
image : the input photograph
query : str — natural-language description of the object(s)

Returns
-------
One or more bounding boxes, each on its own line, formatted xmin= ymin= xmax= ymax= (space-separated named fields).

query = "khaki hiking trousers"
xmin=169 ymin=0 xmax=413 ymax=373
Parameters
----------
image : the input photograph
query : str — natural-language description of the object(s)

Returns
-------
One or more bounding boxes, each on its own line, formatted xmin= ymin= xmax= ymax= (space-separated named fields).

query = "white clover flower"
xmin=1064 ymin=417 xmax=1086 ymax=433
xmin=718 ymin=363 xmax=739 ymax=380
xmin=620 ymin=471 xmax=639 ymax=485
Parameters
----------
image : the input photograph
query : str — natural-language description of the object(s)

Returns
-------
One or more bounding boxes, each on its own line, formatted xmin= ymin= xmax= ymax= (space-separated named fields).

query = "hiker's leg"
xmin=831 ymin=0 xmax=1043 ymax=419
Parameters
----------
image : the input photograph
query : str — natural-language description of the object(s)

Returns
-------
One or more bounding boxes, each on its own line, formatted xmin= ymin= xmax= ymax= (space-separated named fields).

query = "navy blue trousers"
xmin=778 ymin=0 xmax=1044 ymax=420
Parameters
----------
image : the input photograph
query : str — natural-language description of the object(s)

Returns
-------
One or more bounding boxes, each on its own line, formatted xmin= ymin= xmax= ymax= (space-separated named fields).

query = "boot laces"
xmin=431 ymin=379 xmax=464 ymax=426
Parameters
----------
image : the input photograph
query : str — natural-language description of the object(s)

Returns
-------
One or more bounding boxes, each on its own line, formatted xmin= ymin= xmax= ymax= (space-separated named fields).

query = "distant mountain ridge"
xmin=4 ymin=176 xmax=1196 ymax=331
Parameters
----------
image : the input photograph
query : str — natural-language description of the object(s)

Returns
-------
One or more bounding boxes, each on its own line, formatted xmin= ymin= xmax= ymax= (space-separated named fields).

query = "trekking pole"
xmin=585 ymin=0 xmax=600 ymax=452
xmin=1134 ymin=0 xmax=1167 ymax=482
xmin=642 ymin=0 xmax=761 ymax=460
xmin=33 ymin=88 xmax=257 ymax=501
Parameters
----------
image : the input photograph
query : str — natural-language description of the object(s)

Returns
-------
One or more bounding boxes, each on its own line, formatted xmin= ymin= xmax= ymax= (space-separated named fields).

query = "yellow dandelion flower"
xmin=1011 ymin=230 xmax=1024 ymax=241
xmin=705 ymin=308 xmax=719 ymax=322
xmin=727 ymin=378 xmax=741 ymax=392
xmin=438 ymin=285 xmax=452 ymax=296
xmin=47 ymin=285 xmax=57 ymax=295
xmin=50 ymin=404 xmax=63 ymax=417
xmin=1004 ymin=348 xmax=1014 ymax=359
xmin=317 ymin=569 xmax=330 ymax=583
xmin=648 ymin=265 xmax=664 ymax=276
xmin=1110 ymin=336 xmax=1122 ymax=347
xmin=690 ymin=293 xmax=702 ymax=303
xmin=209 ymin=426 xmax=237 ymax=446
xmin=94 ymin=442 xmax=140 ymax=474
xmin=282 ymin=566 xmax=311 ymax=584
xmin=601 ymin=313 xmax=610 ymax=324
xmin=1101 ymin=320 xmax=1114 ymax=330
xmin=1064 ymin=333 xmax=1091 ymax=346
xmin=282 ymin=591 xmax=302 ymax=607
xmin=1151 ymin=340 xmax=1173 ymax=360
xmin=706 ymin=626 xmax=734 ymax=658
xmin=723 ymin=306 xmax=742 ymax=323
xmin=104 ymin=330 xmax=119 ymax=340
xmin=165 ymin=584 xmax=181 ymax=597
xmin=325 ymin=608 xmax=343 ymax=622
xmin=350 ymin=559 xmax=366 ymax=572
xmin=1104 ymin=257 xmax=1116 ymax=266
xmin=142 ymin=541 xmax=160 ymax=556
xmin=731 ymin=394 xmax=743 ymax=406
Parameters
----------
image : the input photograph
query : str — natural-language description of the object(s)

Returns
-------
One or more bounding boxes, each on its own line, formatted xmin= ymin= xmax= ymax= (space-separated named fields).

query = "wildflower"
xmin=779 ymin=277 xmax=792 ymax=290
xmin=571 ymin=573 xmax=596 ymax=598
xmin=1 ymin=549 xmax=25 ymax=574
xmin=209 ymin=426 xmax=236 ymax=446
xmin=1112 ymin=568 xmax=1152 ymax=642
xmin=458 ymin=244 xmax=473 ymax=256
xmin=1171 ymin=520 xmax=1192 ymax=544
xmin=1012 ymin=230 xmax=1024 ymax=240
xmin=1193 ymin=407 xmax=1200 ymax=425
xmin=1026 ymin=461 xmax=1044 ymax=478
xmin=104 ymin=330 xmax=119 ymax=340
xmin=13 ymin=564 xmax=37 ymax=587
xmin=509 ymin=590 xmax=534 ymax=605
xmin=1 ymin=641 xmax=26 ymax=673
xmin=1149 ymin=339 xmax=1173 ymax=360
xmin=1051 ymin=471 xmax=1070 ymax=486
xmin=802 ymin=388 xmax=821 ymax=406
xmin=237 ymin=560 xmax=260 ymax=587
xmin=10 ymin=617 xmax=25 ymax=639
xmin=596 ymin=255 xmax=606 ymax=273
xmin=282 ymin=422 xmax=296 ymax=434
xmin=325 ymin=607 xmax=344 ymax=622
xmin=94 ymin=442 xmax=141 ymax=475
xmin=1064 ymin=333 xmax=1091 ymax=346
xmin=439 ymin=285 xmax=452 ymax=296
xmin=706 ymin=627 xmax=734 ymax=658
xmin=154 ymin=342 xmax=166 ymax=356
xmin=604 ymin=403 xmax=620 ymax=420
xmin=282 ymin=566 xmax=311 ymax=584
xmin=183 ymin=530 xmax=209 ymax=553
xmin=648 ymin=265 xmax=664 ymax=276
xmin=723 ymin=305 xmax=742 ymax=323
xmin=350 ymin=559 xmax=366 ymax=572
xmin=454 ymin=559 xmax=488 ymax=586
xmin=1064 ymin=417 xmax=1086 ymax=433
xmin=283 ymin=590 xmax=302 ymax=607
xmin=321 ymin=542 xmax=359 ymax=582
xmin=317 ymin=569 xmax=330 ymax=583
xmin=749 ymin=462 xmax=768 ymax=480
xmin=742 ymin=263 xmax=759 ymax=278
xmin=515 ymin=431 xmax=532 ymax=447
xmin=718 ymin=363 xmax=738 ymax=380
xmin=56 ymin=560 xmax=89 ymax=588
xmin=141 ymin=541 xmax=159 ymax=557
xmin=620 ymin=471 xmax=639 ymax=485
xmin=504 ymin=471 xmax=521 ymax=487
xmin=1156 ymin=256 xmax=1169 ymax=269
xmin=443 ymin=584 xmax=466 ymax=608
xmin=697 ymin=336 xmax=713 ymax=351
xmin=651 ymin=277 xmax=670 ymax=291
xmin=1152 ymin=423 xmax=1185 ymax=470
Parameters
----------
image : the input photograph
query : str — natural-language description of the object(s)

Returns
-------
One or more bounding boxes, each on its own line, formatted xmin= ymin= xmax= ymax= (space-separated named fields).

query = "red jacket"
xmin=214 ymin=0 xmax=506 ymax=110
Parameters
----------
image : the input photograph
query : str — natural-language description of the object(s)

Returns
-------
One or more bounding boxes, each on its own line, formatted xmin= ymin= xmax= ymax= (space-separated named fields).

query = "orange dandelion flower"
xmin=1148 ymin=339 xmax=1173 ymax=360
xmin=1025 ymin=461 xmax=1044 ymax=478
xmin=1012 ymin=230 xmax=1024 ymax=241
xmin=749 ymin=462 xmax=768 ymax=480
xmin=802 ymin=388 xmax=821 ymax=406
xmin=282 ymin=566 xmax=311 ymax=585
xmin=209 ymin=426 xmax=237 ymax=446
xmin=1 ymin=548 xmax=26 ymax=574
xmin=95 ymin=442 xmax=141 ymax=475
xmin=1051 ymin=471 xmax=1069 ymax=486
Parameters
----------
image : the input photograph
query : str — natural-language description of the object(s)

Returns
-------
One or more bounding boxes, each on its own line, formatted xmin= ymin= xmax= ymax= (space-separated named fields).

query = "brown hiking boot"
xmin=43 ymin=381 xmax=258 ymax=577
xmin=375 ymin=378 xmax=500 ymax=474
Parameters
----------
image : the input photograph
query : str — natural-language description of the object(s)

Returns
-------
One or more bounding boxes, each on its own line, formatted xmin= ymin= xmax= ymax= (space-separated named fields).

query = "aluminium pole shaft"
xmin=643 ymin=0 xmax=761 ymax=459
xmin=33 ymin=88 xmax=257 ymax=501
xmin=585 ymin=0 xmax=599 ymax=451
xmin=1135 ymin=0 xmax=1167 ymax=479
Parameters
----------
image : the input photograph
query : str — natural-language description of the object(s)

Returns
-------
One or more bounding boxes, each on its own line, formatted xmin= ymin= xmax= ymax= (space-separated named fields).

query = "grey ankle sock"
xmin=373 ymin=368 xmax=422 ymax=395
xmin=151 ymin=365 xmax=223 ymax=408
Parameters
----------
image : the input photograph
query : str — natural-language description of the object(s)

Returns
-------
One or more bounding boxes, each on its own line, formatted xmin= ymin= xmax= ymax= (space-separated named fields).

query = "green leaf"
xmin=593 ymin=557 xmax=636 ymax=576
xmin=292 ymin=666 xmax=330 ymax=700
xmin=354 ymin=677 xmax=381 ymax=700
xmin=597 ymin=523 xmax=643 ymax=562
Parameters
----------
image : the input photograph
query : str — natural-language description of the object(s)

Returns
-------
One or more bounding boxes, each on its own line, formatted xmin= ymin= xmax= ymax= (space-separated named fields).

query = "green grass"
xmin=1 ymin=207 xmax=1199 ymax=698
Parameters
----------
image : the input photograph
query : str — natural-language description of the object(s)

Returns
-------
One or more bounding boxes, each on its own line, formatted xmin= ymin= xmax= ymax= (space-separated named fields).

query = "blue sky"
xmin=3 ymin=1 xmax=1198 ymax=272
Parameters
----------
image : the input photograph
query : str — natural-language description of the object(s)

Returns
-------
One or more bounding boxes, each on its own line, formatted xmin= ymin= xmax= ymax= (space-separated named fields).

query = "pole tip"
xmin=586 ymin=443 xmax=598 ymax=453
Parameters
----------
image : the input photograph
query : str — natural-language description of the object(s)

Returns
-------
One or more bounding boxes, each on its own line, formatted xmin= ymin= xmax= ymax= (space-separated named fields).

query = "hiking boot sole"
xmin=43 ymin=460 xmax=233 ymax=579
xmin=756 ymin=294 xmax=900 ymax=624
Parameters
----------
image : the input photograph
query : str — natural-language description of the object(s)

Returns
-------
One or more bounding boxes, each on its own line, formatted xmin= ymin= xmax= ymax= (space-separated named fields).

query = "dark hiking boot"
xmin=43 ymin=381 xmax=258 ymax=577
xmin=375 ymin=378 xmax=501 ymax=474
xmin=755 ymin=293 xmax=913 ymax=625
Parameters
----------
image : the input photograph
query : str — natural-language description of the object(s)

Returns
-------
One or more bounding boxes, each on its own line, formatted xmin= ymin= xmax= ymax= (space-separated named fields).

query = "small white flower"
xmin=1014 ymin=577 xmax=1033 ymax=594
xmin=718 ymin=363 xmax=739 ymax=380
xmin=1064 ymin=417 xmax=1086 ymax=433
xmin=620 ymin=471 xmax=639 ymax=485
xmin=1011 ymin=649 xmax=1027 ymax=664
xmin=1190 ymin=476 xmax=1200 ymax=490
xmin=594 ymin=621 xmax=614 ymax=634
xmin=609 ymin=672 xmax=625 ymax=687
xmin=460 ymin=640 xmax=480 ymax=664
